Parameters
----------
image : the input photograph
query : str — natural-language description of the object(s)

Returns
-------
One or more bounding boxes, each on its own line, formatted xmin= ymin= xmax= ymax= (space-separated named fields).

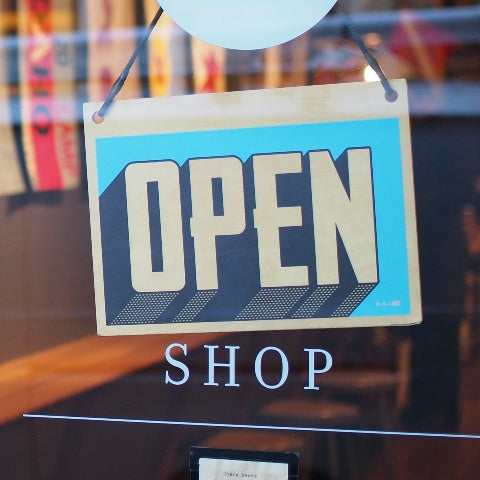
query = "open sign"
xmin=84 ymin=81 xmax=421 ymax=335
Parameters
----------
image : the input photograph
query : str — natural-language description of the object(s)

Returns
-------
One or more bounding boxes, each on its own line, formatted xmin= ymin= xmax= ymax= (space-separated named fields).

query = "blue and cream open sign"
xmin=84 ymin=81 xmax=421 ymax=335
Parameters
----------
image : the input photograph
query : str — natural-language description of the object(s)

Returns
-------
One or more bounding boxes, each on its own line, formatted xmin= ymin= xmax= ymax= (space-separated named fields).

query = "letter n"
xmin=309 ymin=148 xmax=378 ymax=286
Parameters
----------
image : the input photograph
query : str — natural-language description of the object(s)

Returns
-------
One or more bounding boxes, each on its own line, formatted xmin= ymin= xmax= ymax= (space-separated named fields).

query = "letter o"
xmin=254 ymin=346 xmax=289 ymax=389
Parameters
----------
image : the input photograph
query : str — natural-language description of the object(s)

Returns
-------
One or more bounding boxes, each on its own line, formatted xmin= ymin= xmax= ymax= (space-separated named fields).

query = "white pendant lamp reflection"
xmin=157 ymin=0 xmax=337 ymax=50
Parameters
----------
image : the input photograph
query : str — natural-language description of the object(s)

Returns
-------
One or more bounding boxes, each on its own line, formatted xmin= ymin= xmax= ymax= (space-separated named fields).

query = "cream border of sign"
xmin=84 ymin=80 xmax=422 ymax=336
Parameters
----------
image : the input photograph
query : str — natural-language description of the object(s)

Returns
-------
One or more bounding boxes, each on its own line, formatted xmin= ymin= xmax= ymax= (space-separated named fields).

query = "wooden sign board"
xmin=84 ymin=80 xmax=421 ymax=335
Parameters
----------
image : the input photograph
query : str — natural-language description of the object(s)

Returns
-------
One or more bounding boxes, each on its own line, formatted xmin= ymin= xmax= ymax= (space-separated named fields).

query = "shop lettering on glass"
xmin=84 ymin=82 xmax=421 ymax=334
xmin=164 ymin=343 xmax=333 ymax=391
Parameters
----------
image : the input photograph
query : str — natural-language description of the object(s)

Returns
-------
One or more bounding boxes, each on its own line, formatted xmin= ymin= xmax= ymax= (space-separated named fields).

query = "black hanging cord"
xmin=339 ymin=11 xmax=398 ymax=102
xmin=93 ymin=6 xmax=164 ymax=123
xmin=93 ymin=4 xmax=398 ymax=122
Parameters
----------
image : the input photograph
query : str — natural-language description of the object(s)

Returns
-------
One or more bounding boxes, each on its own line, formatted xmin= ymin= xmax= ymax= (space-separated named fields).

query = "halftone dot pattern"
xmin=331 ymin=283 xmax=377 ymax=317
xmin=173 ymin=290 xmax=217 ymax=323
xmin=236 ymin=287 xmax=308 ymax=320
xmin=292 ymin=285 xmax=339 ymax=318
xmin=113 ymin=292 xmax=178 ymax=325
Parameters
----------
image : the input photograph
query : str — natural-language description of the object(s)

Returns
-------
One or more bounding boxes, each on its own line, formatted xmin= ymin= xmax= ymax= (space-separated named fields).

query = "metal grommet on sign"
xmin=385 ymin=89 xmax=399 ymax=103
xmin=92 ymin=111 xmax=105 ymax=124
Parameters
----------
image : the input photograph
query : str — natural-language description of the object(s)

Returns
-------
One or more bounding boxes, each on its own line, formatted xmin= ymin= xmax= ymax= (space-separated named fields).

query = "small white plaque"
xmin=199 ymin=458 xmax=288 ymax=480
